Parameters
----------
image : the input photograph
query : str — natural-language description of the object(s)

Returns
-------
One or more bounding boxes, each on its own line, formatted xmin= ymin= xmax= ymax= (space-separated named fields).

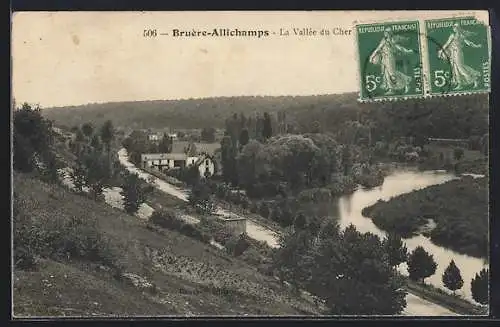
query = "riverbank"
xmin=362 ymin=176 xmax=488 ymax=259
xmin=406 ymin=280 xmax=487 ymax=316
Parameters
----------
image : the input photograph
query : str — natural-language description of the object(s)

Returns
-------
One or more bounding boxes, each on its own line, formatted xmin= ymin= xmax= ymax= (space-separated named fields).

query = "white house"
xmin=141 ymin=152 xmax=215 ymax=178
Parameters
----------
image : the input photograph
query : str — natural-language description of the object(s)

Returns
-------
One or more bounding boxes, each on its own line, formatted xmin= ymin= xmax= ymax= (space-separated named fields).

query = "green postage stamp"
xmin=425 ymin=16 xmax=491 ymax=96
xmin=356 ymin=16 xmax=491 ymax=101
xmin=356 ymin=21 xmax=424 ymax=101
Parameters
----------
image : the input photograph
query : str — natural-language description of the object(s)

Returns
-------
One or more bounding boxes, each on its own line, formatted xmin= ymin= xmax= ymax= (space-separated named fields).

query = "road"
xmin=117 ymin=148 xmax=458 ymax=316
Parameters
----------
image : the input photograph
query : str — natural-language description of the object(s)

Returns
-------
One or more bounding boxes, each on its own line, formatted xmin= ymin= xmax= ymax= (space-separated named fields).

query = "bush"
xmin=225 ymin=233 xmax=251 ymax=256
xmin=14 ymin=197 xmax=118 ymax=270
xmin=179 ymin=223 xmax=211 ymax=244
xmin=259 ymin=202 xmax=271 ymax=219
xmin=149 ymin=209 xmax=184 ymax=231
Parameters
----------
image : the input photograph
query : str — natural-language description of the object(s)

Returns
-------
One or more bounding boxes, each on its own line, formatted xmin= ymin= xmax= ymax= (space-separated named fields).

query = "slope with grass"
xmin=13 ymin=173 xmax=322 ymax=317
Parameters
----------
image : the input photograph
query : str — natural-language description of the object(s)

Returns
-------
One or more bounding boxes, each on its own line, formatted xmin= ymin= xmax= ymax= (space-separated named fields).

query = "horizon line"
xmin=24 ymin=91 xmax=358 ymax=110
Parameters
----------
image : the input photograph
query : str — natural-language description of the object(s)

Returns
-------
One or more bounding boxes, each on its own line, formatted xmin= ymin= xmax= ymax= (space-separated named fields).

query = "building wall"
xmin=186 ymin=156 xmax=198 ymax=167
xmin=222 ymin=219 xmax=246 ymax=235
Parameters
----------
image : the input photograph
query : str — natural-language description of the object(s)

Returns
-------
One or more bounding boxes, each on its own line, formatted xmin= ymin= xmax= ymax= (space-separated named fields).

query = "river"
xmin=337 ymin=170 xmax=488 ymax=304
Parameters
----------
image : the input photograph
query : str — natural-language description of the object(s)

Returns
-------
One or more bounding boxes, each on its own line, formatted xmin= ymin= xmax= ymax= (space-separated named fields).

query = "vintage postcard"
xmin=11 ymin=11 xmax=490 ymax=318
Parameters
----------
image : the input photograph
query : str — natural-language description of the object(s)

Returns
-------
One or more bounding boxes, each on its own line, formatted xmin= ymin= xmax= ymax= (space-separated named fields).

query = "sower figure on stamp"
xmin=369 ymin=27 xmax=414 ymax=95
xmin=438 ymin=23 xmax=482 ymax=90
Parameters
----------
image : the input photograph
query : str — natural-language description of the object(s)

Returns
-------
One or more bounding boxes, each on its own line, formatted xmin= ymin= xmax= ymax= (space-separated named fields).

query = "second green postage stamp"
xmin=356 ymin=20 xmax=423 ymax=101
xmin=425 ymin=16 xmax=491 ymax=95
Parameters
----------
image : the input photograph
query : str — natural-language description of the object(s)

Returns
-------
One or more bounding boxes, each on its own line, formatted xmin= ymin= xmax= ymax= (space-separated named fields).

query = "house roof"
xmin=171 ymin=141 xmax=220 ymax=156
xmin=141 ymin=153 xmax=187 ymax=161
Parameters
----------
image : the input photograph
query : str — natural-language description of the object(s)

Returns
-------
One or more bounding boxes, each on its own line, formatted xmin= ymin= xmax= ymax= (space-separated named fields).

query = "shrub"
xmin=15 ymin=205 xmax=118 ymax=269
xmin=149 ymin=209 xmax=183 ymax=231
xmin=225 ymin=233 xmax=251 ymax=256
xmin=179 ymin=223 xmax=211 ymax=244
xmin=259 ymin=202 xmax=270 ymax=218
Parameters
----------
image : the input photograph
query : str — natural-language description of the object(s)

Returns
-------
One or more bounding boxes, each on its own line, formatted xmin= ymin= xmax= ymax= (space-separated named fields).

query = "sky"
xmin=11 ymin=11 xmax=488 ymax=108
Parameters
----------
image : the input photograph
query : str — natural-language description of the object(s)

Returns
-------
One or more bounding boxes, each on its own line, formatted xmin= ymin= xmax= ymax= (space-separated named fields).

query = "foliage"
xmin=43 ymin=94 xmax=487 ymax=145
xmin=363 ymin=177 xmax=488 ymax=258
xmin=383 ymin=233 xmax=408 ymax=267
xmin=188 ymin=181 xmax=217 ymax=215
xmin=100 ymin=120 xmax=115 ymax=151
xmin=407 ymin=246 xmax=437 ymax=283
xmin=81 ymin=149 xmax=112 ymax=199
xmin=120 ymin=172 xmax=149 ymax=214
xmin=149 ymin=209 xmax=184 ymax=230
xmin=273 ymin=221 xmax=406 ymax=315
xmin=309 ymin=224 xmax=407 ymax=315
xmin=13 ymin=103 xmax=54 ymax=173
xmin=442 ymin=260 xmax=464 ymax=293
xmin=81 ymin=123 xmax=94 ymax=138
xmin=471 ymin=268 xmax=488 ymax=305
xmin=262 ymin=112 xmax=273 ymax=140
xmin=273 ymin=227 xmax=315 ymax=290
xmin=13 ymin=188 xmax=118 ymax=270
xmin=239 ymin=128 xmax=250 ymax=148
xmin=158 ymin=134 xmax=173 ymax=153
xmin=225 ymin=233 xmax=251 ymax=256
xmin=201 ymin=127 xmax=216 ymax=143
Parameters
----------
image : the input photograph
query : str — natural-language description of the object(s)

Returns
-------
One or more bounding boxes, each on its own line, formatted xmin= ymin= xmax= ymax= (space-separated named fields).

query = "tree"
xmin=311 ymin=121 xmax=321 ymax=133
xmin=471 ymin=268 xmax=488 ymax=305
xmin=262 ymin=112 xmax=273 ymax=140
xmin=188 ymin=181 xmax=216 ymax=215
xmin=407 ymin=246 xmax=437 ymax=283
xmin=121 ymin=172 xmax=148 ymax=214
xmin=90 ymin=134 xmax=102 ymax=151
xmin=293 ymin=212 xmax=308 ymax=230
xmin=383 ymin=233 xmax=408 ymax=267
xmin=13 ymin=103 xmax=53 ymax=173
xmin=308 ymin=223 xmax=407 ymax=315
xmin=221 ymin=134 xmax=237 ymax=185
xmin=201 ymin=127 xmax=216 ymax=143
xmin=158 ymin=134 xmax=173 ymax=153
xmin=273 ymin=227 xmax=315 ymax=292
xmin=239 ymin=128 xmax=250 ymax=149
xmin=71 ymin=161 xmax=87 ymax=193
xmin=442 ymin=260 xmax=463 ymax=294
xmin=100 ymin=120 xmax=114 ymax=153
xmin=81 ymin=123 xmax=94 ymax=138
xmin=82 ymin=149 xmax=112 ymax=200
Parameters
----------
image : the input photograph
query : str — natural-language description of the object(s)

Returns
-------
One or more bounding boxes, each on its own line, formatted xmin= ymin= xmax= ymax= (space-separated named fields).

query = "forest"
xmin=43 ymin=92 xmax=488 ymax=142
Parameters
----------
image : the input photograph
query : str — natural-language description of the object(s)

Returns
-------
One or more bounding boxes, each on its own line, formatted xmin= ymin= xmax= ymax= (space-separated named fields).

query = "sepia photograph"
xmin=11 ymin=11 xmax=490 ymax=317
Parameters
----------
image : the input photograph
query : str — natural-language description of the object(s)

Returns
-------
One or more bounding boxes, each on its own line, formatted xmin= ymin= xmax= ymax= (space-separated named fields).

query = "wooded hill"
xmin=43 ymin=93 xmax=488 ymax=141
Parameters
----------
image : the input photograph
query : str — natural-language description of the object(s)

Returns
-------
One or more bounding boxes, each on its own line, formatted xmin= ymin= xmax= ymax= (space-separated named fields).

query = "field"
xmin=13 ymin=173 xmax=322 ymax=317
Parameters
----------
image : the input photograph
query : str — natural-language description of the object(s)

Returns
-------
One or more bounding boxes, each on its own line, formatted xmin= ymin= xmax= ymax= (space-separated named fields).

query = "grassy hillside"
xmin=13 ymin=173 xmax=322 ymax=317
xmin=42 ymin=93 xmax=488 ymax=141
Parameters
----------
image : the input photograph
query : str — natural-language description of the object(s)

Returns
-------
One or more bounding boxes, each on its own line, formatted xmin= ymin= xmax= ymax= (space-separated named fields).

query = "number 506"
xmin=143 ymin=29 xmax=157 ymax=38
